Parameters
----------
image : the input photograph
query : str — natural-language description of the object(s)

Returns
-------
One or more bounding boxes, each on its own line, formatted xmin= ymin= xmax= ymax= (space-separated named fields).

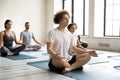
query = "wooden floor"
xmin=0 ymin=47 xmax=74 ymax=80
xmin=0 ymin=47 xmax=120 ymax=80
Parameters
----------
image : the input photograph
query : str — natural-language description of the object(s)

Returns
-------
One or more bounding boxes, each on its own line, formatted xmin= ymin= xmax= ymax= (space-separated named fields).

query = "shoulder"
xmin=48 ymin=28 xmax=57 ymax=35
xmin=0 ymin=30 xmax=6 ymax=36
xmin=66 ymin=30 xmax=73 ymax=36
xmin=0 ymin=31 xmax=4 ymax=35
xmin=20 ymin=31 xmax=25 ymax=34
xmin=21 ymin=31 xmax=24 ymax=33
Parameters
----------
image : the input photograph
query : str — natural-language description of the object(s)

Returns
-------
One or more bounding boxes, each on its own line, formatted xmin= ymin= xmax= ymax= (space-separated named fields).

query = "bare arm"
xmin=0 ymin=31 xmax=4 ymax=48
xmin=47 ymin=42 xmax=68 ymax=68
xmin=13 ymin=32 xmax=26 ymax=45
xmin=77 ymin=40 xmax=86 ymax=50
xmin=79 ymin=39 xmax=88 ymax=44
xmin=32 ymin=36 xmax=45 ymax=46
xmin=19 ymin=34 xmax=23 ymax=43
xmin=47 ymin=42 xmax=57 ymax=57
xmin=72 ymin=46 xmax=98 ymax=57
xmin=47 ymin=42 xmax=62 ymax=58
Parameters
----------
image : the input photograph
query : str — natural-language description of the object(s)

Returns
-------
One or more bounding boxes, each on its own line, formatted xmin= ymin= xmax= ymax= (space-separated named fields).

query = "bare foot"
xmin=63 ymin=68 xmax=71 ymax=73
xmin=8 ymin=52 xmax=14 ymax=56
xmin=29 ymin=47 xmax=37 ymax=50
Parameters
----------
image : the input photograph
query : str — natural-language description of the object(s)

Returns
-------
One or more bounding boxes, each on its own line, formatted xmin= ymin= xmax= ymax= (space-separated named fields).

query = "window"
xmin=63 ymin=0 xmax=88 ymax=35
xmin=105 ymin=0 xmax=120 ymax=37
xmin=63 ymin=0 xmax=72 ymax=24
xmin=94 ymin=0 xmax=104 ymax=37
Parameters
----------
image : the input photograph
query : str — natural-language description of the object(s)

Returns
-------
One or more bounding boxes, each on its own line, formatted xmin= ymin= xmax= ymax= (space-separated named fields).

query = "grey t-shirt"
xmin=20 ymin=31 xmax=34 ymax=45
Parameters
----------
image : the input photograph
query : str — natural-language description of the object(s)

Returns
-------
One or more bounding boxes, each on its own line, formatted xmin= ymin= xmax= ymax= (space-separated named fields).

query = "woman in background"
xmin=0 ymin=19 xmax=26 ymax=57
xmin=67 ymin=23 xmax=88 ymax=48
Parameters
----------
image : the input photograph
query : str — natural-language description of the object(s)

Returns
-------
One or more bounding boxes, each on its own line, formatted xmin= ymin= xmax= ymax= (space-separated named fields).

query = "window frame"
xmin=63 ymin=0 xmax=87 ymax=36
xmin=104 ymin=0 xmax=120 ymax=37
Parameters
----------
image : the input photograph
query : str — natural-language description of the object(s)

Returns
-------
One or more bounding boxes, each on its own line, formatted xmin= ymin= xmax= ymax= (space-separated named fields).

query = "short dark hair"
xmin=54 ymin=10 xmax=70 ymax=24
xmin=67 ymin=23 xmax=77 ymax=30
xmin=4 ymin=19 xmax=12 ymax=29
xmin=25 ymin=22 xmax=29 ymax=25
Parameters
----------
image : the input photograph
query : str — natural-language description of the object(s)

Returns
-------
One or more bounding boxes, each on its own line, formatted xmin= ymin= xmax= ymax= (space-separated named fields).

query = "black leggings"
xmin=0 ymin=45 xmax=25 ymax=57
xmin=81 ymin=43 xmax=88 ymax=48
xmin=48 ymin=56 xmax=77 ymax=74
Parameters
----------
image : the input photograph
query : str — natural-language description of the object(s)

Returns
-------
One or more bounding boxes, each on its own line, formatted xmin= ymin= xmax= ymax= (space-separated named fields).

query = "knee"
xmin=84 ymin=53 xmax=91 ymax=61
xmin=78 ymin=53 xmax=91 ymax=62
xmin=0 ymin=47 xmax=8 ymax=57
xmin=77 ymin=53 xmax=91 ymax=62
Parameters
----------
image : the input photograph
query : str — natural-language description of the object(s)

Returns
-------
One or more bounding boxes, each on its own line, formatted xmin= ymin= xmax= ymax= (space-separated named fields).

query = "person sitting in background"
xmin=19 ymin=22 xmax=45 ymax=51
xmin=67 ymin=23 xmax=88 ymax=48
xmin=0 ymin=19 xmax=26 ymax=57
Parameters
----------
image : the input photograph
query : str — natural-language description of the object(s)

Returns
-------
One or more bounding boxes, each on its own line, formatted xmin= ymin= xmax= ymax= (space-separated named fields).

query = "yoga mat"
xmin=6 ymin=54 xmax=37 ymax=60
xmin=114 ymin=65 xmax=120 ymax=70
xmin=27 ymin=60 xmax=49 ymax=70
xmin=22 ymin=49 xmax=45 ymax=52
xmin=27 ymin=60 xmax=118 ymax=80
xmin=97 ymin=52 xmax=104 ymax=54
xmin=108 ymin=55 xmax=120 ymax=60
xmin=88 ymin=57 xmax=109 ymax=65
xmin=41 ymin=53 xmax=49 ymax=56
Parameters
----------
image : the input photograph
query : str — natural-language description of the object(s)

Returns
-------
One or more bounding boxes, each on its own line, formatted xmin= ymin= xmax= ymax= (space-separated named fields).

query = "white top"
xmin=68 ymin=33 xmax=78 ymax=56
xmin=47 ymin=28 xmax=76 ymax=60
xmin=20 ymin=31 xmax=34 ymax=45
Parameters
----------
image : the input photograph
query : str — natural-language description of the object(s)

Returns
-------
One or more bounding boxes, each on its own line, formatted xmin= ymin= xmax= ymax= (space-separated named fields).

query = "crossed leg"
xmin=49 ymin=53 xmax=91 ymax=73
xmin=64 ymin=53 xmax=91 ymax=72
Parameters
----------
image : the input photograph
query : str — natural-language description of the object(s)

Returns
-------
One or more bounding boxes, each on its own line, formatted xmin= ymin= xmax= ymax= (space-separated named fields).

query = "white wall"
xmin=46 ymin=0 xmax=62 ymax=32
xmin=0 ymin=0 xmax=47 ymax=42
xmin=46 ymin=0 xmax=54 ymax=32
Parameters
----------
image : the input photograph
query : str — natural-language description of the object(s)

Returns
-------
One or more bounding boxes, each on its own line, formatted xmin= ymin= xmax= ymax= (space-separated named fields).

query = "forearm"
xmin=73 ymin=46 xmax=97 ymax=57
xmin=72 ymin=46 xmax=89 ymax=54
xmin=37 ymin=42 xmax=44 ymax=45
xmin=16 ymin=41 xmax=26 ymax=45
xmin=47 ymin=48 xmax=56 ymax=57
xmin=77 ymin=44 xmax=86 ymax=50
xmin=34 ymin=40 xmax=42 ymax=45
xmin=80 ymin=40 xmax=88 ymax=44
xmin=0 ymin=42 xmax=3 ymax=48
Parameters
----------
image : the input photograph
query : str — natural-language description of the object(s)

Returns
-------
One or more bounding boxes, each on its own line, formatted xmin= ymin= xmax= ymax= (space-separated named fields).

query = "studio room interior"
xmin=0 ymin=0 xmax=120 ymax=80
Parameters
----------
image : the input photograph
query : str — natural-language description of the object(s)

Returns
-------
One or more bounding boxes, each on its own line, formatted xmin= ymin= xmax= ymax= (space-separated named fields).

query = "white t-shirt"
xmin=47 ymin=28 xmax=76 ymax=60
xmin=68 ymin=33 xmax=78 ymax=56
xmin=20 ymin=31 xmax=34 ymax=45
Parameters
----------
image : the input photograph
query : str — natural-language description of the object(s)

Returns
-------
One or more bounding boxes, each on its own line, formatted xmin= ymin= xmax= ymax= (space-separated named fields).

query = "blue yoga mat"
xmin=114 ymin=65 xmax=120 ymax=70
xmin=6 ymin=54 xmax=37 ymax=60
xmin=41 ymin=53 xmax=49 ymax=56
xmin=88 ymin=57 xmax=109 ymax=65
xmin=27 ymin=60 xmax=119 ymax=80
xmin=28 ymin=60 xmax=49 ymax=70
xmin=108 ymin=55 xmax=120 ymax=60
xmin=22 ymin=49 xmax=45 ymax=52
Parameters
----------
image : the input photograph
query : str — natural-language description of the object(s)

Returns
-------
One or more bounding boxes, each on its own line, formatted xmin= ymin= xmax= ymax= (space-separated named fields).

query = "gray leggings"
xmin=0 ymin=45 xmax=25 ymax=57
xmin=26 ymin=45 xmax=42 ymax=50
